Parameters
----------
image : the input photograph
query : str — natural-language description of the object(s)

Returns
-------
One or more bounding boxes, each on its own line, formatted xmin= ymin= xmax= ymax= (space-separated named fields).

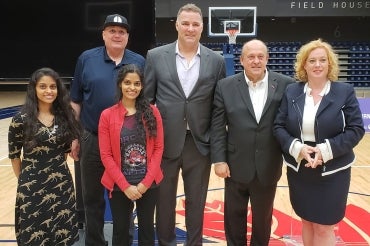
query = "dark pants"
xmin=224 ymin=177 xmax=277 ymax=246
xmin=80 ymin=130 xmax=106 ymax=246
xmin=156 ymin=133 xmax=211 ymax=246
xmin=110 ymin=187 xmax=158 ymax=246
xmin=74 ymin=160 xmax=85 ymax=227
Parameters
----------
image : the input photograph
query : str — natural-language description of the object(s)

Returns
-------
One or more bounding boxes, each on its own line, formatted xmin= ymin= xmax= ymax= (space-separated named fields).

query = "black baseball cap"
xmin=103 ymin=14 xmax=130 ymax=32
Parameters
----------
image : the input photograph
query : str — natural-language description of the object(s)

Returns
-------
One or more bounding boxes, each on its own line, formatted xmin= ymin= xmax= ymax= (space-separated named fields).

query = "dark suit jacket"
xmin=273 ymin=82 xmax=365 ymax=175
xmin=144 ymin=42 xmax=226 ymax=158
xmin=211 ymin=71 xmax=294 ymax=185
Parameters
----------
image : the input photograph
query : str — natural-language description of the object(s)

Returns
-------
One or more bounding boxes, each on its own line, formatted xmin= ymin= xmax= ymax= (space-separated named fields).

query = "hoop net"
xmin=226 ymin=29 xmax=238 ymax=44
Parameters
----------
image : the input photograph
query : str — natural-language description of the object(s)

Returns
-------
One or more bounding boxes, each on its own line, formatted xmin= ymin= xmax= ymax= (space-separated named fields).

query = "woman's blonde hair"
xmin=294 ymin=38 xmax=339 ymax=82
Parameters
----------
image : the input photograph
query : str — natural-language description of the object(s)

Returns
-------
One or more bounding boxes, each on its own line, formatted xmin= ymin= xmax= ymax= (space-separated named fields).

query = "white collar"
xmin=175 ymin=41 xmax=200 ymax=57
xmin=244 ymin=69 xmax=269 ymax=87
xmin=304 ymin=80 xmax=331 ymax=96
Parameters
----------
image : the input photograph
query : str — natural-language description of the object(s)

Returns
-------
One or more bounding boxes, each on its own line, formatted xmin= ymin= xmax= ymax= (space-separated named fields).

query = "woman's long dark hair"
xmin=116 ymin=64 xmax=157 ymax=138
xmin=21 ymin=67 xmax=81 ymax=148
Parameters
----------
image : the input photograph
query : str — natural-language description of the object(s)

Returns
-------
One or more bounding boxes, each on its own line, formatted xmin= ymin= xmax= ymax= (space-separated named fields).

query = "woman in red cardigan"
xmin=98 ymin=64 xmax=164 ymax=245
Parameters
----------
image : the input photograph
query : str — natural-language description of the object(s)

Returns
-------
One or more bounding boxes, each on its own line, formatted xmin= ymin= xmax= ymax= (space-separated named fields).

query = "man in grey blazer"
xmin=211 ymin=39 xmax=295 ymax=246
xmin=144 ymin=4 xmax=226 ymax=245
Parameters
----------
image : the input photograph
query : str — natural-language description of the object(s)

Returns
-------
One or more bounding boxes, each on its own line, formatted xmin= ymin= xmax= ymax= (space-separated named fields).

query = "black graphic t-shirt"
xmin=120 ymin=114 xmax=147 ymax=185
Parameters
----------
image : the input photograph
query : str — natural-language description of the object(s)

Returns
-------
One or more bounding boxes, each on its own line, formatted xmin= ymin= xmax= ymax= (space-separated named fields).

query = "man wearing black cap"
xmin=70 ymin=14 xmax=145 ymax=246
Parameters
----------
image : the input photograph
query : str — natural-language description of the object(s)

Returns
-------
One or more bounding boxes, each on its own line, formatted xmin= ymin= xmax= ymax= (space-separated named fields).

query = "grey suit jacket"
xmin=211 ymin=71 xmax=295 ymax=185
xmin=144 ymin=42 xmax=226 ymax=158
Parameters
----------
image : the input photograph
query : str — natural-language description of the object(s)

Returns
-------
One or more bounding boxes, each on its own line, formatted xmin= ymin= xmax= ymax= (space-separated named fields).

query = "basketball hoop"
xmin=226 ymin=29 xmax=238 ymax=44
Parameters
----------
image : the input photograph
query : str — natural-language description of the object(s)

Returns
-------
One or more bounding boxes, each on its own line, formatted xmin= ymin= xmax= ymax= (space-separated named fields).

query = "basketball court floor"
xmin=1 ymin=91 xmax=369 ymax=245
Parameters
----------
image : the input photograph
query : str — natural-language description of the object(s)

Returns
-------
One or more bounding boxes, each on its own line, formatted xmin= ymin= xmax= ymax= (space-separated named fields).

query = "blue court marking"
xmin=0 ymin=105 xmax=21 ymax=120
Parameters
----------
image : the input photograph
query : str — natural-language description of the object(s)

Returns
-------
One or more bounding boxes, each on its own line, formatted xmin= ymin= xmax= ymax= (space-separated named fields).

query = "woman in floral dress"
xmin=8 ymin=67 xmax=81 ymax=246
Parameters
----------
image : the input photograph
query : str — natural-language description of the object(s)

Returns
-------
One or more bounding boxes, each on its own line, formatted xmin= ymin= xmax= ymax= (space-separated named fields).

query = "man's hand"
xmin=69 ymin=139 xmax=80 ymax=161
xmin=213 ymin=162 xmax=231 ymax=178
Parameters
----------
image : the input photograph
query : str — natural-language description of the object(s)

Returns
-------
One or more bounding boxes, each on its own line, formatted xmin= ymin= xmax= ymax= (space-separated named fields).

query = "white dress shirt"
xmin=244 ymin=70 xmax=269 ymax=123
xmin=176 ymin=42 xmax=200 ymax=98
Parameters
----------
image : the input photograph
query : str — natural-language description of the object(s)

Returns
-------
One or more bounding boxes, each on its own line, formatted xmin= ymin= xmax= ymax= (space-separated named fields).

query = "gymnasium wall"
xmin=0 ymin=0 xmax=369 ymax=80
xmin=155 ymin=16 xmax=370 ymax=44
xmin=155 ymin=0 xmax=370 ymax=17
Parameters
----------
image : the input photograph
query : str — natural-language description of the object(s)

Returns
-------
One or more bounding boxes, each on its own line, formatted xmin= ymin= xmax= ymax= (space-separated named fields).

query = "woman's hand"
xmin=123 ymin=185 xmax=143 ymax=201
xmin=301 ymin=145 xmax=323 ymax=168
xmin=136 ymin=183 xmax=148 ymax=195
xmin=308 ymin=147 xmax=323 ymax=168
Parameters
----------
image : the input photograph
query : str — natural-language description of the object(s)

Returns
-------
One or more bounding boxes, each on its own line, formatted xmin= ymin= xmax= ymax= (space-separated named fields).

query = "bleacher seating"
xmin=206 ymin=41 xmax=370 ymax=88
xmin=348 ymin=43 xmax=370 ymax=87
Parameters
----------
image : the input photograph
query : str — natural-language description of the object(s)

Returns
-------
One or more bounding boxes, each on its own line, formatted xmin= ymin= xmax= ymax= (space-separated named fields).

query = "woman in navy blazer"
xmin=274 ymin=39 xmax=364 ymax=245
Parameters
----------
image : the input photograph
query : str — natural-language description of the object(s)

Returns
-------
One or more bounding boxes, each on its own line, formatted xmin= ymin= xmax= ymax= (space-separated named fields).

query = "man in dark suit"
xmin=210 ymin=39 xmax=295 ymax=246
xmin=144 ymin=3 xmax=226 ymax=245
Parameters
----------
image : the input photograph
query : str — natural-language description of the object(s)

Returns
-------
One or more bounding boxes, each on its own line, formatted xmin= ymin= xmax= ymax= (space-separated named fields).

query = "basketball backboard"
xmin=208 ymin=7 xmax=257 ymax=37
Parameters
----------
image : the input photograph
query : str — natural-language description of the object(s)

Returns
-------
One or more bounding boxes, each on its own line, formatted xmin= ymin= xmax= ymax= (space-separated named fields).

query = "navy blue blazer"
xmin=274 ymin=81 xmax=365 ymax=176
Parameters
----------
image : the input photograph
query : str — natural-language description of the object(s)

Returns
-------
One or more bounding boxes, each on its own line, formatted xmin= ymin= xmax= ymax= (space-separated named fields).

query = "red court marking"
xmin=176 ymin=200 xmax=370 ymax=244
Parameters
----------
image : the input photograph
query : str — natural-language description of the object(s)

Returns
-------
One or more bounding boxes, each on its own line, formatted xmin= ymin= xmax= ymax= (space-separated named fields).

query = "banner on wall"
xmin=358 ymin=98 xmax=370 ymax=133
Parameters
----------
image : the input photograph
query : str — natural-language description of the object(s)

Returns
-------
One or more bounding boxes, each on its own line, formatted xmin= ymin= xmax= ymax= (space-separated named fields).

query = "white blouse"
xmin=289 ymin=81 xmax=333 ymax=164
